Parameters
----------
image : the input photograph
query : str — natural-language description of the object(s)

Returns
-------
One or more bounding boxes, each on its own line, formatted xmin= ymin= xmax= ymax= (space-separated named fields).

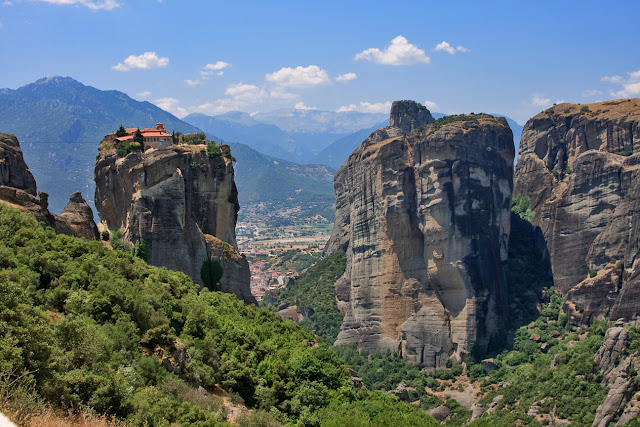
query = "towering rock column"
xmin=94 ymin=143 xmax=254 ymax=304
xmin=325 ymin=101 xmax=514 ymax=367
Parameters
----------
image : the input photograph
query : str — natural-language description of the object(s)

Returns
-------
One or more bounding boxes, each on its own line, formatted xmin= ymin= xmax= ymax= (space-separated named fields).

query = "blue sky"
xmin=1 ymin=0 xmax=639 ymax=124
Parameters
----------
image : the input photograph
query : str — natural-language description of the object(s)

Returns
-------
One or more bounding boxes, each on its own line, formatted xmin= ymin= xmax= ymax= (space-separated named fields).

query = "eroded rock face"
xmin=0 ymin=133 xmax=98 ymax=239
xmin=0 ymin=133 xmax=37 ymax=196
xmin=513 ymin=99 xmax=640 ymax=322
xmin=593 ymin=327 xmax=638 ymax=427
xmin=59 ymin=191 xmax=100 ymax=240
xmin=325 ymin=102 xmax=514 ymax=368
xmin=94 ymin=144 xmax=254 ymax=304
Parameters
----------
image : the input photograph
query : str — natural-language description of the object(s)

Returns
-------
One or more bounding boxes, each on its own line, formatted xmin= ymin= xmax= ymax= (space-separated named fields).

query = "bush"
xmin=206 ymin=141 xmax=222 ymax=158
xmin=116 ymin=141 xmax=142 ymax=158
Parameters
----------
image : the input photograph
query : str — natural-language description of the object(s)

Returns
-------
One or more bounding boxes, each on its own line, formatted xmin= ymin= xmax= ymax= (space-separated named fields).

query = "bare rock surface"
xmin=0 ymin=133 xmax=97 ymax=239
xmin=325 ymin=101 xmax=514 ymax=367
xmin=593 ymin=326 xmax=638 ymax=427
xmin=94 ymin=143 xmax=254 ymax=303
xmin=59 ymin=191 xmax=100 ymax=240
xmin=0 ymin=132 xmax=37 ymax=195
xmin=513 ymin=99 xmax=640 ymax=322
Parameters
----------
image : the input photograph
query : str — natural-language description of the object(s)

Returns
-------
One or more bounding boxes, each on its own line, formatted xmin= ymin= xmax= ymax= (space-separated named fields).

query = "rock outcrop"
xmin=0 ymin=133 xmax=37 ymax=195
xmin=94 ymin=143 xmax=254 ymax=304
xmin=593 ymin=327 xmax=639 ymax=426
xmin=0 ymin=132 xmax=98 ymax=239
xmin=325 ymin=101 xmax=514 ymax=368
xmin=513 ymin=99 xmax=640 ymax=323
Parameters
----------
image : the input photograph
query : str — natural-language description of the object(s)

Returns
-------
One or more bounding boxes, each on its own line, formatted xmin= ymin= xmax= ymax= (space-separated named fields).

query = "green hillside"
xmin=229 ymin=142 xmax=336 ymax=222
xmin=0 ymin=204 xmax=437 ymax=426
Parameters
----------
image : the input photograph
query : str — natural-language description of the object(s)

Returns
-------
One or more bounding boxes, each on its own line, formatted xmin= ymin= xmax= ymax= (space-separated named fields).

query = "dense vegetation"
xmin=0 ymin=205 xmax=437 ymax=426
xmin=263 ymin=251 xmax=346 ymax=344
xmin=266 ymin=195 xmax=616 ymax=425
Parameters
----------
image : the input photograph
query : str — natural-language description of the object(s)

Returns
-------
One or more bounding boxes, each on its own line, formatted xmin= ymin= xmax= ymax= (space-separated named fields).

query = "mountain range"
xmin=0 ymin=76 xmax=201 ymax=143
xmin=184 ymin=108 xmax=388 ymax=164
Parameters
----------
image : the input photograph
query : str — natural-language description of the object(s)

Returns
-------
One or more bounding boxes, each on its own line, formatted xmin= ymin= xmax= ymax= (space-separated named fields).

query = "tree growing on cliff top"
xmin=115 ymin=125 xmax=127 ymax=137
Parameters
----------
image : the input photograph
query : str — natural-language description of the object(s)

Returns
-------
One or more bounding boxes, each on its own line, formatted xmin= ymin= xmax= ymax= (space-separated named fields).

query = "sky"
xmin=1 ymin=0 xmax=639 ymax=124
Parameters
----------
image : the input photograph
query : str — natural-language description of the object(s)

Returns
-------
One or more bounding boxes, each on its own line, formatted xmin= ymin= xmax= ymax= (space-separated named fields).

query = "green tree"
xmin=132 ymin=240 xmax=150 ymax=262
xmin=115 ymin=125 xmax=127 ymax=137
xmin=200 ymin=258 xmax=224 ymax=291
xmin=133 ymin=128 xmax=144 ymax=150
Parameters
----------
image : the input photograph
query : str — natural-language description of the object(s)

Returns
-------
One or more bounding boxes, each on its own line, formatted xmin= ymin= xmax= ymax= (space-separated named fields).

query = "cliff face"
xmin=513 ymin=99 xmax=640 ymax=323
xmin=94 ymin=143 xmax=254 ymax=304
xmin=325 ymin=101 xmax=514 ymax=368
xmin=0 ymin=133 xmax=37 ymax=195
xmin=0 ymin=132 xmax=98 ymax=239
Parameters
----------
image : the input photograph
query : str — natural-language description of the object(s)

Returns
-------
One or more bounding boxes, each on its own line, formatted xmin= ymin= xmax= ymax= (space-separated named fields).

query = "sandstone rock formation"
xmin=593 ymin=327 xmax=639 ymax=426
xmin=0 ymin=133 xmax=37 ymax=195
xmin=59 ymin=191 xmax=100 ymax=240
xmin=513 ymin=99 xmax=640 ymax=323
xmin=94 ymin=142 xmax=254 ymax=304
xmin=0 ymin=132 xmax=98 ymax=239
xmin=325 ymin=101 xmax=514 ymax=368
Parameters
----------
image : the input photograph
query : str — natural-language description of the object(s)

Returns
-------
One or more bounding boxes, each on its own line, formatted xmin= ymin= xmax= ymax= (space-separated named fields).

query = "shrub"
xmin=116 ymin=141 xmax=142 ymax=158
xmin=581 ymin=105 xmax=591 ymax=113
xmin=206 ymin=141 xmax=222 ymax=158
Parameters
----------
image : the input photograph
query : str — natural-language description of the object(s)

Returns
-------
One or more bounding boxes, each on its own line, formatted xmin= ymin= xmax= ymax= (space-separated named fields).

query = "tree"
xmin=116 ymin=125 xmax=127 ymax=137
xmin=133 ymin=128 xmax=144 ymax=145
xmin=201 ymin=258 xmax=224 ymax=292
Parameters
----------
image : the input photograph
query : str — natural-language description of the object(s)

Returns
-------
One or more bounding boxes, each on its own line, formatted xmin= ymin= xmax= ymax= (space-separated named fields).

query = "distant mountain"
xmin=0 ymin=76 xmax=201 ymax=143
xmin=229 ymin=142 xmax=335 ymax=222
xmin=312 ymin=122 xmax=387 ymax=170
xmin=252 ymin=108 xmax=387 ymax=134
xmin=183 ymin=108 xmax=387 ymax=163
xmin=184 ymin=112 xmax=296 ymax=160
xmin=311 ymin=112 xmax=449 ymax=170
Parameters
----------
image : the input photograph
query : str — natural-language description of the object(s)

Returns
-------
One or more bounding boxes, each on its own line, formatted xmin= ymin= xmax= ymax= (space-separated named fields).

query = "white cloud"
xmin=225 ymin=83 xmax=266 ymax=103
xmin=36 ymin=0 xmax=119 ymax=11
xmin=155 ymin=98 xmax=188 ymax=118
xmin=531 ymin=94 xmax=551 ymax=107
xmin=434 ymin=41 xmax=469 ymax=55
xmin=136 ymin=91 xmax=151 ymax=98
xmin=434 ymin=41 xmax=455 ymax=55
xmin=602 ymin=70 xmax=640 ymax=98
xmin=112 ymin=52 xmax=169 ymax=72
xmin=204 ymin=61 xmax=230 ymax=71
xmin=335 ymin=72 xmax=357 ymax=82
xmin=294 ymin=102 xmax=316 ymax=110
xmin=582 ymin=89 xmax=603 ymax=97
xmin=423 ymin=100 xmax=439 ymax=111
xmin=3 ymin=1 xmax=13 ymax=6
xmin=601 ymin=75 xmax=623 ymax=84
xmin=270 ymin=87 xmax=298 ymax=100
xmin=265 ymin=65 xmax=330 ymax=88
xmin=185 ymin=61 xmax=230 ymax=86
xmin=337 ymin=101 xmax=392 ymax=114
xmin=354 ymin=36 xmax=430 ymax=66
